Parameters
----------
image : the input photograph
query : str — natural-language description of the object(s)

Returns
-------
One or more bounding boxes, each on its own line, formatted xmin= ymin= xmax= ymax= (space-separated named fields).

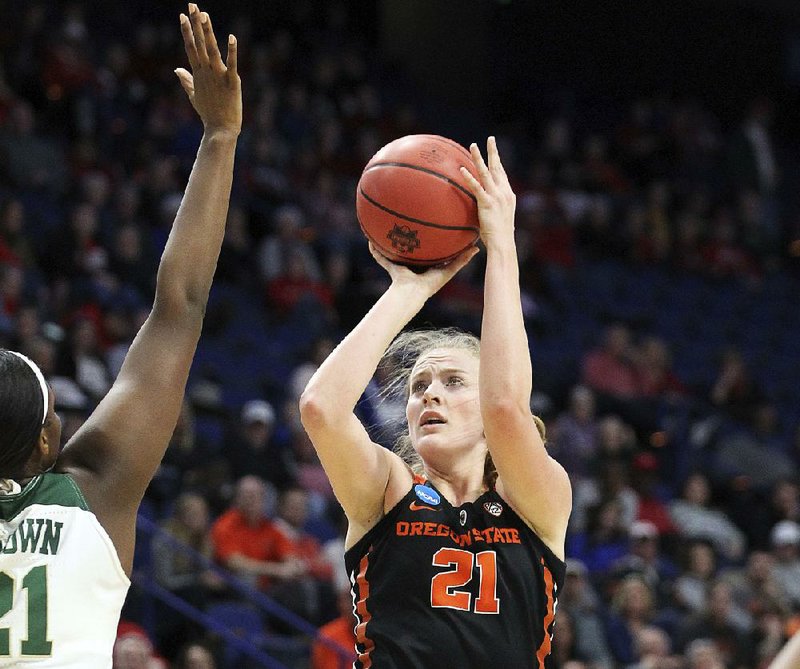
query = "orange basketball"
xmin=356 ymin=134 xmax=480 ymax=268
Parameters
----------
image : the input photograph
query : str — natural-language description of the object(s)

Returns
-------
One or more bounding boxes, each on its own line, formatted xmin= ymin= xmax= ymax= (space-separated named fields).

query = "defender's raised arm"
xmin=57 ymin=4 xmax=242 ymax=573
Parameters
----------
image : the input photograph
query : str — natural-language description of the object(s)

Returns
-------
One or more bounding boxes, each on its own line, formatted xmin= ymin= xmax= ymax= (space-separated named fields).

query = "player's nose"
xmin=422 ymin=383 xmax=441 ymax=404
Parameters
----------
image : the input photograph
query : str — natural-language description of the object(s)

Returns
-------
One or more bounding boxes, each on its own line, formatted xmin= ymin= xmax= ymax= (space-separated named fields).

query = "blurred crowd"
xmin=1 ymin=1 xmax=800 ymax=668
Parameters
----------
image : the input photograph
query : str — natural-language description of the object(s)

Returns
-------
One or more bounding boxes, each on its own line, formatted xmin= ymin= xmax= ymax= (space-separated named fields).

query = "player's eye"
xmin=445 ymin=376 xmax=463 ymax=387
xmin=411 ymin=380 xmax=427 ymax=393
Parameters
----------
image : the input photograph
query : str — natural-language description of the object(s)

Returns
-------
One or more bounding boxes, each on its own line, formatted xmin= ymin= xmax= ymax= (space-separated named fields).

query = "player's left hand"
xmin=460 ymin=137 xmax=516 ymax=247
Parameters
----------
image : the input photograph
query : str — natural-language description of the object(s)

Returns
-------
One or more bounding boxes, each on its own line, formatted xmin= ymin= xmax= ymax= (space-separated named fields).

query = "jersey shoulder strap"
xmin=0 ymin=473 xmax=89 ymax=521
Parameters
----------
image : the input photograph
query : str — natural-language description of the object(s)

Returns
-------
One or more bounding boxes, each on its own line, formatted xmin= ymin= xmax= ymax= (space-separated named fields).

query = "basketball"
xmin=356 ymin=134 xmax=480 ymax=268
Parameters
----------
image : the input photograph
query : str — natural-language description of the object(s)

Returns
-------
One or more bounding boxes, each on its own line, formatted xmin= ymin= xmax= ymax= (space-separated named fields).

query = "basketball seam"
xmin=358 ymin=188 xmax=479 ymax=232
xmin=363 ymin=162 xmax=478 ymax=203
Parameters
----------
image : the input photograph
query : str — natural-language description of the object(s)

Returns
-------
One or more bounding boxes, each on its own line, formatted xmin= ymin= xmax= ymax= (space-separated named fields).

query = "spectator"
xmin=711 ymin=413 xmax=796 ymax=493
xmin=147 ymin=399 xmax=221 ymax=515
xmin=265 ymin=245 xmax=333 ymax=319
xmin=768 ymin=520 xmax=800 ymax=609
xmin=288 ymin=337 xmax=336 ymax=402
xmin=684 ymin=638 xmax=726 ymax=669
xmin=726 ymin=97 xmax=778 ymax=208
xmin=769 ymin=479 xmax=800 ymax=526
xmin=173 ymin=642 xmax=217 ymax=669
xmin=709 ymin=348 xmax=762 ymax=422
xmin=626 ymin=625 xmax=683 ymax=669
xmin=669 ymin=471 xmax=747 ymax=562
xmin=630 ymin=452 xmax=677 ymax=537
xmin=257 ymin=204 xmax=320 ymax=282
xmin=215 ymin=205 xmax=256 ymax=287
xmin=226 ymin=399 xmax=296 ymax=489
xmin=43 ymin=201 xmax=106 ymax=281
xmin=572 ymin=446 xmax=638 ymax=534
xmin=568 ymin=497 xmax=631 ymax=576
xmin=108 ymin=222 xmax=156 ymax=300
xmin=55 ymin=315 xmax=112 ymax=401
xmin=310 ymin=587 xmax=357 ymax=669
xmin=559 ymin=559 xmax=615 ymax=669
xmin=673 ymin=540 xmax=718 ymax=614
xmin=153 ymin=492 xmax=220 ymax=596
xmin=552 ymin=385 xmax=600 ymax=480
xmin=272 ymin=487 xmax=334 ymax=623
xmin=151 ymin=493 xmax=223 ymax=657
xmin=723 ymin=550 xmax=790 ymax=625
xmin=675 ymin=580 xmax=753 ymax=668
xmin=612 ymin=520 xmax=679 ymax=609
xmin=582 ymin=324 xmax=640 ymax=400
xmin=604 ymin=574 xmax=665 ymax=667
xmin=551 ymin=609 xmax=595 ymax=668
xmin=0 ymin=197 xmax=36 ymax=267
xmin=112 ymin=631 xmax=167 ymax=669
xmin=634 ymin=336 xmax=686 ymax=399
xmin=210 ymin=475 xmax=305 ymax=594
xmin=0 ymin=100 xmax=67 ymax=193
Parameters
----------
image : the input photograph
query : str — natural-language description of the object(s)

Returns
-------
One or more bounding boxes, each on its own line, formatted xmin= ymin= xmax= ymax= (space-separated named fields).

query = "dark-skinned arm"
xmin=57 ymin=4 xmax=242 ymax=574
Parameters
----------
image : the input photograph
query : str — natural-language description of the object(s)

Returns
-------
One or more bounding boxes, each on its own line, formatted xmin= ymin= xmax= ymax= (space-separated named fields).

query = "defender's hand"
xmin=176 ymin=3 xmax=242 ymax=136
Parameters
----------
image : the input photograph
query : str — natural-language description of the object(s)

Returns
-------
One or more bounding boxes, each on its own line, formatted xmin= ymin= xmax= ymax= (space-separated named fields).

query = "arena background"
xmin=1 ymin=1 xmax=800 ymax=668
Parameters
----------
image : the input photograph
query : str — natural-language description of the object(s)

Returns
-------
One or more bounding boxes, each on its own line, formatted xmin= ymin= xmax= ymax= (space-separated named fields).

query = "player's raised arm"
xmin=299 ymin=244 xmax=476 ymax=544
xmin=460 ymin=138 xmax=571 ymax=558
xmin=56 ymin=4 xmax=241 ymax=573
xmin=769 ymin=632 xmax=800 ymax=669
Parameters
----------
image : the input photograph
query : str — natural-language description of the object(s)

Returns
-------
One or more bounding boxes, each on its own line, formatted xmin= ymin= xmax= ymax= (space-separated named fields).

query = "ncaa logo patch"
xmin=414 ymin=485 xmax=441 ymax=506
xmin=387 ymin=224 xmax=421 ymax=255
xmin=483 ymin=501 xmax=503 ymax=517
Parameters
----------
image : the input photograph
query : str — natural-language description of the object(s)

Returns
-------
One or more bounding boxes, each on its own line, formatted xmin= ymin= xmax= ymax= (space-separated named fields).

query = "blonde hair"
xmin=377 ymin=328 xmax=546 ymax=488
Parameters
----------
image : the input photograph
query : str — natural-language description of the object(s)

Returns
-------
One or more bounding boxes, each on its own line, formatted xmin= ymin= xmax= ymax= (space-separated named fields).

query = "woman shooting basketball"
xmin=300 ymin=137 xmax=572 ymax=668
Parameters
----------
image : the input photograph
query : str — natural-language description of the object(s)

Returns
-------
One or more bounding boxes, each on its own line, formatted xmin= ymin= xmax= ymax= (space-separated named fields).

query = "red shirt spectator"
xmin=211 ymin=476 xmax=295 ymax=591
xmin=582 ymin=324 xmax=640 ymax=398
xmin=311 ymin=589 xmax=357 ymax=669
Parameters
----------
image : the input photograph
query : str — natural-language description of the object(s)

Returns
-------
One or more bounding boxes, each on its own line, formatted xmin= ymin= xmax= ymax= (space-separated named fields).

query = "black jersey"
xmin=344 ymin=477 xmax=565 ymax=669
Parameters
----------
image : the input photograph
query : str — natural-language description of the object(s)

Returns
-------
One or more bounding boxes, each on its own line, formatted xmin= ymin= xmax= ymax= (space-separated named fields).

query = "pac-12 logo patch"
xmin=459 ymin=509 xmax=468 ymax=526
xmin=483 ymin=501 xmax=503 ymax=517
xmin=414 ymin=485 xmax=440 ymax=506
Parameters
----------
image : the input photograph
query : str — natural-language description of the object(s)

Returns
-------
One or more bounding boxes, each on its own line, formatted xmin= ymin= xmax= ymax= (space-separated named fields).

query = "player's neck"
xmin=424 ymin=466 xmax=487 ymax=507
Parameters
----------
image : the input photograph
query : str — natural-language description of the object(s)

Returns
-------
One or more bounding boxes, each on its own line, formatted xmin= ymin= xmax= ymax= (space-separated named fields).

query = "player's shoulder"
xmin=0 ymin=473 xmax=89 ymax=521
xmin=382 ymin=450 xmax=416 ymax=509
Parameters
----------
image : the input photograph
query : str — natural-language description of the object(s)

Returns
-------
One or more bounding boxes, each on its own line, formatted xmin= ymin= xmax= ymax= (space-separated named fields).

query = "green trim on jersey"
xmin=0 ymin=474 xmax=89 ymax=522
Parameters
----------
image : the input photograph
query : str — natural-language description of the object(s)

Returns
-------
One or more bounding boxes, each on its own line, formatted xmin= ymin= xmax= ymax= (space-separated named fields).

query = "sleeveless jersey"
xmin=344 ymin=478 xmax=565 ymax=669
xmin=0 ymin=473 xmax=130 ymax=667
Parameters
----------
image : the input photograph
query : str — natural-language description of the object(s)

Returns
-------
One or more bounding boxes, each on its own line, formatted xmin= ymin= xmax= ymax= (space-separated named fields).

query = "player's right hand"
xmin=368 ymin=241 xmax=479 ymax=298
xmin=176 ymin=3 xmax=242 ymax=136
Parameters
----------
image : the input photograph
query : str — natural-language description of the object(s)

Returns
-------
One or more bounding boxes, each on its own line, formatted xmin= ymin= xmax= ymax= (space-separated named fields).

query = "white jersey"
xmin=0 ymin=473 xmax=130 ymax=667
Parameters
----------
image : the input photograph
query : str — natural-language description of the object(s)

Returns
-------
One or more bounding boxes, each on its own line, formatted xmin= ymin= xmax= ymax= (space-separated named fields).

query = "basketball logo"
xmin=387 ymin=224 xmax=421 ymax=255
xmin=483 ymin=501 xmax=503 ymax=517
xmin=419 ymin=146 xmax=445 ymax=165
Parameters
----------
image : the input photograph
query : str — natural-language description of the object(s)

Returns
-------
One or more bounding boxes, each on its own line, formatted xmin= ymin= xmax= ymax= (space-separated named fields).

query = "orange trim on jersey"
xmin=412 ymin=474 xmax=426 ymax=485
xmin=535 ymin=557 xmax=557 ymax=669
xmin=354 ymin=549 xmax=375 ymax=668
